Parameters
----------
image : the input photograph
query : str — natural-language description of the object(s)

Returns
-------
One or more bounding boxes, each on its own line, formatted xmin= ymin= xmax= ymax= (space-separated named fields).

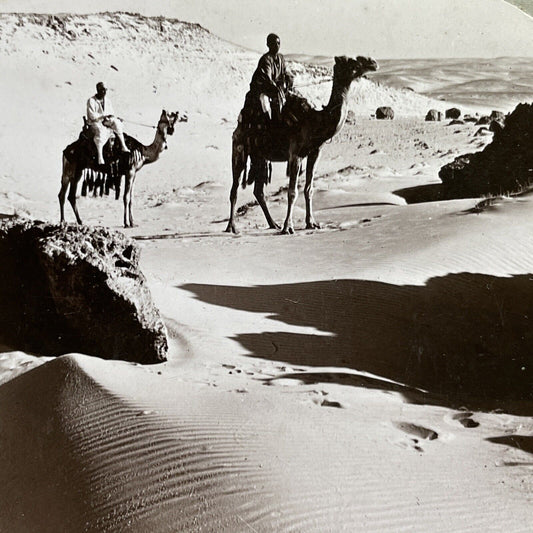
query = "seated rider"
xmin=246 ymin=33 xmax=291 ymax=125
xmin=86 ymin=81 xmax=129 ymax=165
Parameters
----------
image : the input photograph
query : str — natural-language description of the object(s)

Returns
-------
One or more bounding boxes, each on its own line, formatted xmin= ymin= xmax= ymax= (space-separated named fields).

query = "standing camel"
xmin=226 ymin=56 xmax=378 ymax=234
xmin=59 ymin=110 xmax=179 ymax=228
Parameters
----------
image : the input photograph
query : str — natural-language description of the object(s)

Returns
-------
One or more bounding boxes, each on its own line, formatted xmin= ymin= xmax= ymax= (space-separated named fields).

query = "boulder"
xmin=476 ymin=115 xmax=491 ymax=125
xmin=445 ymin=107 xmax=461 ymax=119
xmin=0 ymin=219 xmax=168 ymax=363
xmin=425 ymin=109 xmax=442 ymax=121
xmin=449 ymin=119 xmax=465 ymax=125
xmin=490 ymin=110 xmax=506 ymax=123
xmin=376 ymin=106 xmax=394 ymax=120
xmin=439 ymin=103 xmax=533 ymax=197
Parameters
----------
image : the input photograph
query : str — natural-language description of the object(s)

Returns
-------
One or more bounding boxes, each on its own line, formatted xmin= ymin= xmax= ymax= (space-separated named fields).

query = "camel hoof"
xmin=269 ymin=222 xmax=281 ymax=230
xmin=281 ymin=226 xmax=294 ymax=235
xmin=306 ymin=222 xmax=321 ymax=230
xmin=225 ymin=222 xmax=239 ymax=234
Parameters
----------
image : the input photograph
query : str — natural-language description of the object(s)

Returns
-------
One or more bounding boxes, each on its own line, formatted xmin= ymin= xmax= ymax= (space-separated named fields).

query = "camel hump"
xmin=282 ymin=93 xmax=314 ymax=128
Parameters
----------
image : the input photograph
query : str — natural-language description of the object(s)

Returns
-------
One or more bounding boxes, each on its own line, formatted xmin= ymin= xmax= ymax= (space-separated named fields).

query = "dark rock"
xmin=449 ymin=119 xmax=465 ymax=125
xmin=439 ymin=102 xmax=533 ymax=197
xmin=463 ymin=115 xmax=478 ymax=123
xmin=376 ymin=106 xmax=394 ymax=120
xmin=445 ymin=107 xmax=461 ymax=119
xmin=425 ymin=109 xmax=442 ymax=121
xmin=0 ymin=219 xmax=168 ymax=363
xmin=476 ymin=115 xmax=491 ymax=125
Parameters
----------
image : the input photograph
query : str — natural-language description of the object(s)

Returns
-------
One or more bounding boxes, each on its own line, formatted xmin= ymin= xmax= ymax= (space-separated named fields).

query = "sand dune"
xmin=1 ymin=354 xmax=531 ymax=532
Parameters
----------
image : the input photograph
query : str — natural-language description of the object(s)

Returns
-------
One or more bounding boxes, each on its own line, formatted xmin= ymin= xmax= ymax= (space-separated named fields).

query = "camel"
xmin=59 ymin=110 xmax=179 ymax=228
xmin=226 ymin=55 xmax=378 ymax=234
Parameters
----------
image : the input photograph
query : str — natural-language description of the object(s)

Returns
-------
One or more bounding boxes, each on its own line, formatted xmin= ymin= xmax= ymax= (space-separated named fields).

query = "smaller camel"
xmin=226 ymin=55 xmax=378 ymax=234
xmin=59 ymin=110 xmax=179 ymax=227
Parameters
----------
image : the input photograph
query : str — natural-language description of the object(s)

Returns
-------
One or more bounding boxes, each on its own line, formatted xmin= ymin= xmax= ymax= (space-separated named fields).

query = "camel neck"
xmin=143 ymin=126 xmax=167 ymax=163
xmin=325 ymin=78 xmax=351 ymax=112
xmin=321 ymin=78 xmax=352 ymax=138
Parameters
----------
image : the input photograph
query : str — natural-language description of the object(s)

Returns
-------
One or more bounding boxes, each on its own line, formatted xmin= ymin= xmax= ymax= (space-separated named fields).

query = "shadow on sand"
xmin=393 ymin=183 xmax=478 ymax=204
xmin=181 ymin=273 xmax=533 ymax=413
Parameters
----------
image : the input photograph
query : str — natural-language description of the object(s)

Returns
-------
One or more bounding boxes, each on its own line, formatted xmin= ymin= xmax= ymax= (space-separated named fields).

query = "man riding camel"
xmin=237 ymin=33 xmax=293 ymax=186
xmin=86 ymin=81 xmax=129 ymax=165
xmin=246 ymin=33 xmax=292 ymax=124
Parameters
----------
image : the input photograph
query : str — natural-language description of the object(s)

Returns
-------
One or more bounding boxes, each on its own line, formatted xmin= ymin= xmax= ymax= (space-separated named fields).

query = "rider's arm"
xmin=254 ymin=56 xmax=280 ymax=98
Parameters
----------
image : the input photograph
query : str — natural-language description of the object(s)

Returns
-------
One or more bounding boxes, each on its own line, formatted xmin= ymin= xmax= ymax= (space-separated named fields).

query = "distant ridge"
xmin=1 ymin=0 xmax=533 ymax=58
xmin=0 ymin=11 xmax=460 ymax=118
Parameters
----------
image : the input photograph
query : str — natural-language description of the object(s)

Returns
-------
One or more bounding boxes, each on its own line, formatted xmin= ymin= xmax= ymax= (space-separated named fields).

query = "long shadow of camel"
xmin=181 ymin=273 xmax=533 ymax=413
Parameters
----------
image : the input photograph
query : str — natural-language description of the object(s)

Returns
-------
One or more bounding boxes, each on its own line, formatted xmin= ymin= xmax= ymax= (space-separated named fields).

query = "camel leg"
xmin=225 ymin=180 xmax=240 ymax=234
xmin=59 ymin=182 xmax=68 ymax=224
xmin=127 ymin=172 xmax=137 ymax=227
xmin=115 ymin=174 xmax=122 ymax=200
xmin=67 ymin=167 xmax=83 ymax=225
xmin=123 ymin=168 xmax=136 ymax=228
xmin=281 ymin=154 xmax=301 ymax=235
xmin=225 ymin=143 xmax=246 ymax=234
xmin=58 ymin=156 xmax=73 ymax=224
xmin=253 ymin=159 xmax=280 ymax=230
xmin=304 ymin=148 xmax=321 ymax=229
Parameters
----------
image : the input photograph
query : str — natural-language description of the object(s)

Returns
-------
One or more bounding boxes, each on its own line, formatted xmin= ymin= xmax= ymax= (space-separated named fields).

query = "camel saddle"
xmin=239 ymin=93 xmax=312 ymax=159
xmin=63 ymin=117 xmax=128 ymax=169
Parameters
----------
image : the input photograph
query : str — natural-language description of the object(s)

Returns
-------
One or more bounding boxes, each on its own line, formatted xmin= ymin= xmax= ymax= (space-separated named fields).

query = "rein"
xmin=118 ymin=117 xmax=157 ymax=129
xmin=293 ymin=77 xmax=333 ymax=89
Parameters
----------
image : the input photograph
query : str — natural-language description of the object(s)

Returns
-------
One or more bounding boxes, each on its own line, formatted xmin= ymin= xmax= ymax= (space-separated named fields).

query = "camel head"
xmin=158 ymin=110 xmax=179 ymax=136
xmin=333 ymin=55 xmax=379 ymax=83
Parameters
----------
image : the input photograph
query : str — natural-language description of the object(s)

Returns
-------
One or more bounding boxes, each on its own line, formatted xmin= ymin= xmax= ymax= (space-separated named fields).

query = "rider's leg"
xmin=104 ymin=117 xmax=130 ymax=153
xmin=91 ymin=124 xmax=110 ymax=165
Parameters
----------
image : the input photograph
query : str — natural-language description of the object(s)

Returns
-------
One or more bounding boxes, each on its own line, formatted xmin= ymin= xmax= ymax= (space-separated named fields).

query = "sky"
xmin=0 ymin=0 xmax=532 ymax=58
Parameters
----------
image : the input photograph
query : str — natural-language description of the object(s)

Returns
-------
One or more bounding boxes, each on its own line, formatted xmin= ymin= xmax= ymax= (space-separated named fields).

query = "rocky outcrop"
xmin=445 ymin=107 xmax=461 ymax=119
xmin=376 ymin=106 xmax=394 ymax=120
xmin=425 ymin=109 xmax=442 ymax=121
xmin=439 ymin=103 xmax=533 ymax=197
xmin=0 ymin=218 xmax=168 ymax=363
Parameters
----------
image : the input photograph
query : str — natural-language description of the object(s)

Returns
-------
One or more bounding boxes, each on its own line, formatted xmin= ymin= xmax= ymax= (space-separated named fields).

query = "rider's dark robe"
xmin=249 ymin=52 xmax=287 ymax=99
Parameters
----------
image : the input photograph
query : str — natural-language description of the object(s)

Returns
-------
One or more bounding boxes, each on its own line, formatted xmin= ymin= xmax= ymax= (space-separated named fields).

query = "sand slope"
xmin=0 ymin=354 xmax=531 ymax=532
